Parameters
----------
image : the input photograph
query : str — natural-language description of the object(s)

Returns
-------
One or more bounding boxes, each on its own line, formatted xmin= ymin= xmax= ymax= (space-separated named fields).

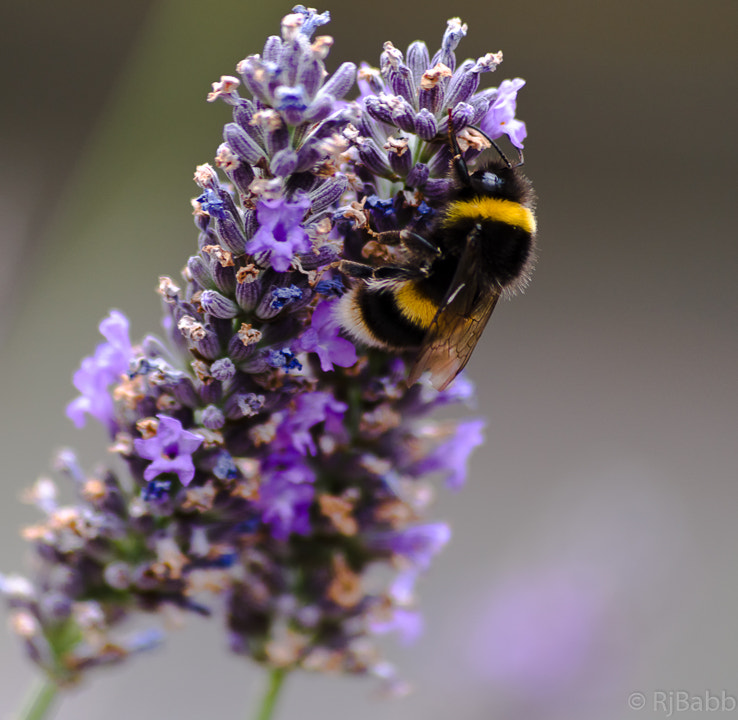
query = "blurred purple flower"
xmin=369 ymin=607 xmax=424 ymax=646
xmin=470 ymin=570 xmax=608 ymax=695
xmin=275 ymin=391 xmax=347 ymax=456
xmin=298 ymin=300 xmax=357 ymax=372
xmin=413 ymin=418 xmax=485 ymax=489
xmin=371 ymin=523 xmax=451 ymax=570
xmin=66 ymin=310 xmax=132 ymax=430
xmin=256 ymin=452 xmax=316 ymax=540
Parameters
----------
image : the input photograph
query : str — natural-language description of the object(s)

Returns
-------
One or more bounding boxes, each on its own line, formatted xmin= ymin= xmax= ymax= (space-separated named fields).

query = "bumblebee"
xmin=337 ymin=123 xmax=537 ymax=391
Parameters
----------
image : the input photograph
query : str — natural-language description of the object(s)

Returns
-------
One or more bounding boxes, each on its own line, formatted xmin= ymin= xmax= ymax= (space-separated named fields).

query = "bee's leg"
xmin=338 ymin=260 xmax=376 ymax=279
xmin=400 ymin=229 xmax=441 ymax=257
xmin=339 ymin=260 xmax=426 ymax=281
xmin=365 ymin=228 xmax=403 ymax=244
xmin=366 ymin=227 xmax=439 ymax=259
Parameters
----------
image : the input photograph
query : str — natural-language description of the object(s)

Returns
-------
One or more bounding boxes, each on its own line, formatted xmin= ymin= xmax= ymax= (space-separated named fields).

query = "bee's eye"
xmin=477 ymin=172 xmax=503 ymax=191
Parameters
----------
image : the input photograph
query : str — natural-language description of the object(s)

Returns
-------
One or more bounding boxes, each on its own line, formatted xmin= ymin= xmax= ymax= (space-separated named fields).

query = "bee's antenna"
xmin=446 ymin=110 xmax=524 ymax=171
xmin=489 ymin=139 xmax=514 ymax=169
xmin=467 ymin=124 xmax=526 ymax=169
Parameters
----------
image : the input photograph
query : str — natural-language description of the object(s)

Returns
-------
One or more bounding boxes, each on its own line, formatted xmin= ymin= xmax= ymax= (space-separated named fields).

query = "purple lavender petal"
xmin=66 ymin=310 xmax=132 ymax=430
xmin=479 ymin=78 xmax=528 ymax=149
xmin=133 ymin=415 xmax=203 ymax=487
xmin=245 ymin=194 xmax=312 ymax=272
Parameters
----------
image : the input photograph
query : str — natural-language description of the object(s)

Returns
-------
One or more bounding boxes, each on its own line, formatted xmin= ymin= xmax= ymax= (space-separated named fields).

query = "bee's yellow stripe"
xmin=395 ymin=283 xmax=438 ymax=329
xmin=443 ymin=197 xmax=536 ymax=235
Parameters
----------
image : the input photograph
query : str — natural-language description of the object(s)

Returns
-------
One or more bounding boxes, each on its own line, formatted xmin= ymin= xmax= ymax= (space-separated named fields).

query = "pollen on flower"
xmin=177 ymin=315 xmax=207 ymax=341
xmin=157 ymin=276 xmax=180 ymax=302
xmin=207 ymin=75 xmax=241 ymax=103
xmin=136 ymin=417 xmax=158 ymax=439
xmin=202 ymin=244 xmax=234 ymax=267
xmin=319 ymin=493 xmax=359 ymax=536
xmin=384 ymin=136 xmax=409 ymax=156
xmin=215 ymin=144 xmax=240 ymax=172
xmin=327 ymin=554 xmax=363 ymax=608
xmin=420 ymin=63 xmax=453 ymax=90
xmin=310 ymin=35 xmax=333 ymax=59
xmin=181 ymin=481 xmax=217 ymax=512
xmin=237 ymin=323 xmax=262 ymax=346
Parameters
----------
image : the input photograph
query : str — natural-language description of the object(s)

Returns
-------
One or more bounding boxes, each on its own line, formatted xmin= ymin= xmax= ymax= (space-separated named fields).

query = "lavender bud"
xmin=297 ymin=58 xmax=324 ymax=99
xmin=191 ymin=327 xmax=223 ymax=360
xmin=210 ymin=258 xmax=237 ymax=295
xmin=200 ymin=290 xmax=240 ymax=319
xmin=202 ymin=405 xmax=225 ymax=430
xmin=387 ymin=140 xmax=412 ymax=176
xmin=303 ymin=93 xmax=335 ymax=124
xmin=294 ymin=140 xmax=324 ymax=173
xmin=262 ymin=35 xmax=282 ymax=64
xmin=321 ymin=61 xmax=357 ymax=100
xmin=295 ymin=243 xmax=339 ymax=270
xmin=210 ymin=358 xmax=236 ymax=382
xmin=226 ymin=162 xmax=256 ymax=197
xmin=388 ymin=65 xmax=415 ymax=105
xmin=414 ymin=108 xmax=438 ymax=141
xmin=234 ymin=269 xmax=262 ymax=312
xmin=357 ymin=139 xmax=391 ymax=177
xmin=418 ymin=83 xmax=444 ymax=114
xmin=187 ymin=255 xmax=213 ymax=290
xmin=406 ymin=41 xmax=430 ymax=86
xmin=445 ymin=60 xmax=481 ymax=109
xmin=364 ymin=95 xmax=395 ymax=126
xmin=467 ymin=94 xmax=492 ymax=125
xmin=233 ymin=99 xmax=263 ymax=144
xmin=449 ymin=101 xmax=475 ymax=131
xmin=223 ymin=123 xmax=265 ymax=165
xmin=407 ymin=162 xmax=430 ymax=188
xmin=271 ymin=149 xmax=299 ymax=177
xmin=390 ymin=97 xmax=416 ymax=134
xmin=226 ymin=332 xmax=259 ymax=363
xmin=170 ymin=375 xmax=200 ymax=407
xmin=309 ymin=175 xmax=348 ymax=215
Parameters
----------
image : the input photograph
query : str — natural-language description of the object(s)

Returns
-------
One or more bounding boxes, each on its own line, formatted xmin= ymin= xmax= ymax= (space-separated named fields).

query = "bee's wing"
xmin=408 ymin=232 xmax=501 ymax=391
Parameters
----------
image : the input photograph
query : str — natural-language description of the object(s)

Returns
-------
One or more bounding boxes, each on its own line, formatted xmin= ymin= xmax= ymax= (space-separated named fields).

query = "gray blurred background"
xmin=1 ymin=0 xmax=736 ymax=718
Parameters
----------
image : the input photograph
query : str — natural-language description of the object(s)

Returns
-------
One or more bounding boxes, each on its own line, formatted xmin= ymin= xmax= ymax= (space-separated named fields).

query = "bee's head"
xmin=469 ymin=166 xmax=506 ymax=194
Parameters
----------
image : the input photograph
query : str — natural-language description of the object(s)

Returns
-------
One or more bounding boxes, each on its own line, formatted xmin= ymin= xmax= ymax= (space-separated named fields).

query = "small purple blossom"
xmin=275 ymin=391 xmax=348 ymax=455
xmin=412 ymin=418 xmax=485 ymax=489
xmin=66 ymin=310 xmax=132 ymax=430
xmin=480 ymin=78 xmax=528 ymax=149
xmin=133 ymin=415 xmax=203 ymax=487
xmin=245 ymin=193 xmax=311 ymax=272
xmin=369 ymin=607 xmax=424 ymax=646
xmin=372 ymin=523 xmax=451 ymax=570
xmin=298 ymin=300 xmax=358 ymax=372
xmin=256 ymin=452 xmax=316 ymax=540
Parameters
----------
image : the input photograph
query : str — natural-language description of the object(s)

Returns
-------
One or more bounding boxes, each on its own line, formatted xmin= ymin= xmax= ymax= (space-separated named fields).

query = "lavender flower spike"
xmin=4 ymin=9 xmax=532 ymax=714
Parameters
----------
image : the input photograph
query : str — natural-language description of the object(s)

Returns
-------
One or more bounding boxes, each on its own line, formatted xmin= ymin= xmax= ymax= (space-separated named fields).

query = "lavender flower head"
xmin=2 ymin=7 xmax=530 ymax=695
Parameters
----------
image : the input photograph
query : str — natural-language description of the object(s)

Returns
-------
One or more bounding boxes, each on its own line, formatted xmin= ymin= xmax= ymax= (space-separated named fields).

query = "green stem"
xmin=16 ymin=677 xmax=59 ymax=720
xmin=254 ymin=667 xmax=287 ymax=720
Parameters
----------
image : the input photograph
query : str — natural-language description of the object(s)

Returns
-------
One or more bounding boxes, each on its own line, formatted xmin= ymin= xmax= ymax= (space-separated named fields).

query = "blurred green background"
xmin=1 ymin=1 xmax=737 ymax=718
